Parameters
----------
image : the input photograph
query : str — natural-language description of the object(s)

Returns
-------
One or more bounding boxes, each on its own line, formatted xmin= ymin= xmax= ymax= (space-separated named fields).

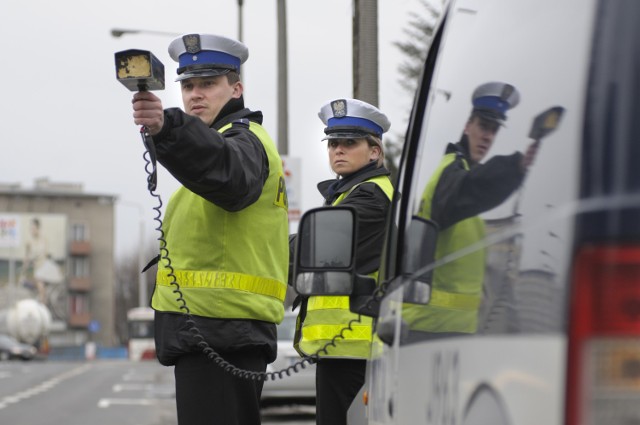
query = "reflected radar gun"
xmin=512 ymin=105 xmax=566 ymax=215
xmin=115 ymin=49 xmax=165 ymax=92
xmin=529 ymin=106 xmax=565 ymax=143
xmin=114 ymin=49 xmax=165 ymax=191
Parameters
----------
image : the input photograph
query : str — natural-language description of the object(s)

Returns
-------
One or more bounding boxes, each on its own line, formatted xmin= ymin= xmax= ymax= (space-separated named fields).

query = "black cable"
xmin=139 ymin=128 xmax=390 ymax=381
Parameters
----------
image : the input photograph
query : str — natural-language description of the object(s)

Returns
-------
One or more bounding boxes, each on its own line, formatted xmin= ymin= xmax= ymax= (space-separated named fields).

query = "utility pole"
xmin=353 ymin=0 xmax=379 ymax=106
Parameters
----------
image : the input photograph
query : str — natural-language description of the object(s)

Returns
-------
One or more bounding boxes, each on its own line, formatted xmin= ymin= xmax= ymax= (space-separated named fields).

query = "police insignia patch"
xmin=331 ymin=99 xmax=347 ymax=118
xmin=183 ymin=34 xmax=201 ymax=54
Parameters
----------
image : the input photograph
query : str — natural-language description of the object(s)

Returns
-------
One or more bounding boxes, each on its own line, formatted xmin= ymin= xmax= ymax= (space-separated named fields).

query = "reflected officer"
xmin=410 ymin=81 xmax=539 ymax=336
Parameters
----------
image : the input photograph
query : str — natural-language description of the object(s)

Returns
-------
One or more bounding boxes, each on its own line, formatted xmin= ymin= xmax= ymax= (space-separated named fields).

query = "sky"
xmin=0 ymin=0 xmax=429 ymax=259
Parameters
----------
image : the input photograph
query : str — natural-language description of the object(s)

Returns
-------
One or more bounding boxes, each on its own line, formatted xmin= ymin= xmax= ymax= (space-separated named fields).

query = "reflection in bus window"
xmin=404 ymin=82 xmax=539 ymax=338
xmin=394 ymin=2 xmax=585 ymax=347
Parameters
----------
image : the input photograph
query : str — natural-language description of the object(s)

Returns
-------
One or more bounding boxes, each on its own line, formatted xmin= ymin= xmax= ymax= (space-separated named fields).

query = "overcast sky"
xmin=0 ymin=0 xmax=429 ymax=258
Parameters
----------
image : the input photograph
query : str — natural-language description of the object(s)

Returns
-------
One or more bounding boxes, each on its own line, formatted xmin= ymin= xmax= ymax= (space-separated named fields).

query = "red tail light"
xmin=141 ymin=349 xmax=156 ymax=360
xmin=567 ymin=245 xmax=640 ymax=425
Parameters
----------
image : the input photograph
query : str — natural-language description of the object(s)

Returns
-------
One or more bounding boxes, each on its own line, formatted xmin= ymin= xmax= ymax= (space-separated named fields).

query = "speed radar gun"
xmin=529 ymin=106 xmax=565 ymax=146
xmin=114 ymin=49 xmax=165 ymax=191
xmin=115 ymin=49 xmax=165 ymax=91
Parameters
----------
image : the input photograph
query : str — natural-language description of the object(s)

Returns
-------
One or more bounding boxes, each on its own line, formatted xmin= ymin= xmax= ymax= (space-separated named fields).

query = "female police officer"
xmin=293 ymin=98 xmax=394 ymax=425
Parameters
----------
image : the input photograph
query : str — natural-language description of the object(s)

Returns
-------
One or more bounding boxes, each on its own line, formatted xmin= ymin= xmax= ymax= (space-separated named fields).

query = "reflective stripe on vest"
xmin=408 ymin=153 xmax=485 ymax=334
xmin=151 ymin=121 xmax=289 ymax=324
xmin=297 ymin=174 xmax=393 ymax=359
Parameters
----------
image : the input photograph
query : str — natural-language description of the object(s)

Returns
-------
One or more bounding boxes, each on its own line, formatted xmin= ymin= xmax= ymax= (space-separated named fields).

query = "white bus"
xmin=126 ymin=307 xmax=155 ymax=361
xmin=291 ymin=1 xmax=640 ymax=424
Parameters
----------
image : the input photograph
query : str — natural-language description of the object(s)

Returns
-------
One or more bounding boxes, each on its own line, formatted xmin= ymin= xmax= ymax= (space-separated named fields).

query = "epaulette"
xmin=232 ymin=118 xmax=250 ymax=128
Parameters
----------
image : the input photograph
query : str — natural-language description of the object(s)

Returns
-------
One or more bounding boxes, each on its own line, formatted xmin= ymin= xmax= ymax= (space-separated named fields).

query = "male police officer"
xmin=410 ymin=81 xmax=538 ymax=336
xmin=131 ymin=33 xmax=289 ymax=425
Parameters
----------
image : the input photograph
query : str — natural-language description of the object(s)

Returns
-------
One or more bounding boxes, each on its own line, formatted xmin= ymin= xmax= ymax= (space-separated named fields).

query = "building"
xmin=0 ymin=178 xmax=117 ymax=347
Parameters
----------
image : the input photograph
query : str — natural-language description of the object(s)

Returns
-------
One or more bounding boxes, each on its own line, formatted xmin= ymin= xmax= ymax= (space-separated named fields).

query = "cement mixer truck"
xmin=0 ymin=299 xmax=52 ymax=352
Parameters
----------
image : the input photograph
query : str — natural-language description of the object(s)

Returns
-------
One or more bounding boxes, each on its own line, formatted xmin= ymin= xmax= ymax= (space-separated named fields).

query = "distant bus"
xmin=126 ymin=307 xmax=155 ymax=361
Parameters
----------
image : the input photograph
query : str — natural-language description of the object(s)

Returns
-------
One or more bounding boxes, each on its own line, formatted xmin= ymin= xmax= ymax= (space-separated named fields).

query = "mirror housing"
xmin=293 ymin=207 xmax=358 ymax=296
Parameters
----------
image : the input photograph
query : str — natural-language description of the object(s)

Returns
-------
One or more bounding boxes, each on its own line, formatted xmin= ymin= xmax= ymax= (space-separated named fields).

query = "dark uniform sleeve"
xmin=431 ymin=152 xmax=525 ymax=230
xmin=150 ymin=107 xmax=268 ymax=212
xmin=337 ymin=182 xmax=391 ymax=275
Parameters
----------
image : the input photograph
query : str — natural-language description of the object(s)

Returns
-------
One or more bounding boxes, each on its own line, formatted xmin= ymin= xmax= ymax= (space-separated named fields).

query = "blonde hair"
xmin=366 ymin=135 xmax=385 ymax=167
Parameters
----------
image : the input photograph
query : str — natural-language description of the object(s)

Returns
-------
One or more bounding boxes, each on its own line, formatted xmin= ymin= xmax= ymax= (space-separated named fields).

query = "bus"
xmin=126 ymin=306 xmax=155 ymax=361
xmin=290 ymin=1 xmax=640 ymax=424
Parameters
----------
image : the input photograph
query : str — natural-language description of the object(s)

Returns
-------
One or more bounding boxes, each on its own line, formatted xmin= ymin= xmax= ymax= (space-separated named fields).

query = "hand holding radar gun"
xmin=513 ymin=105 xmax=566 ymax=214
xmin=114 ymin=49 xmax=165 ymax=192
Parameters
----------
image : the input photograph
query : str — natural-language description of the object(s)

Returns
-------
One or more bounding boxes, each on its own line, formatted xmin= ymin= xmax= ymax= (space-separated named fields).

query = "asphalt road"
xmin=0 ymin=359 xmax=314 ymax=425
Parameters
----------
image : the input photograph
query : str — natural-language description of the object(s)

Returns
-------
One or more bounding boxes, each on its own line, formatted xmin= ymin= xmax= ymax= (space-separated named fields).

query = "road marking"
xmin=98 ymin=398 xmax=165 ymax=408
xmin=0 ymin=364 xmax=92 ymax=410
xmin=112 ymin=383 xmax=155 ymax=392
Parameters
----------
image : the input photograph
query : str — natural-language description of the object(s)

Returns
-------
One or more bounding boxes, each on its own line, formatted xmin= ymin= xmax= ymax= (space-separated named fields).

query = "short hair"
xmin=226 ymin=71 xmax=240 ymax=84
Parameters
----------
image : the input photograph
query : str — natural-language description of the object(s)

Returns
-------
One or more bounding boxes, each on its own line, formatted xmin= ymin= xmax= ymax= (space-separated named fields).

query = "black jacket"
xmin=317 ymin=163 xmax=393 ymax=275
xmin=289 ymin=163 xmax=393 ymax=282
xmin=150 ymin=97 xmax=278 ymax=365
xmin=430 ymin=140 xmax=526 ymax=230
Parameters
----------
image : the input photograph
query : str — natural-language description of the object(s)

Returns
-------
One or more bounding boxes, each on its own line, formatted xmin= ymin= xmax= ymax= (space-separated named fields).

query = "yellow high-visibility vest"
xmin=408 ymin=153 xmax=484 ymax=333
xmin=151 ymin=121 xmax=289 ymax=324
xmin=296 ymin=174 xmax=393 ymax=359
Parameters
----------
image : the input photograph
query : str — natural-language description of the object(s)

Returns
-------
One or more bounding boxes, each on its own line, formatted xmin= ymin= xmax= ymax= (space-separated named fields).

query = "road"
xmin=0 ymin=359 xmax=314 ymax=425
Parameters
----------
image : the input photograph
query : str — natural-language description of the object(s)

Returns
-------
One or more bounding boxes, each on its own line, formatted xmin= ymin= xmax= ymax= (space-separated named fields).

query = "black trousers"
xmin=174 ymin=351 xmax=267 ymax=425
xmin=315 ymin=358 xmax=367 ymax=425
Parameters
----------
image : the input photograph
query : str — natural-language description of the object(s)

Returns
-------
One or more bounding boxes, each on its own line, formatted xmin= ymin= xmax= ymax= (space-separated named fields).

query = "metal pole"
xmin=277 ymin=0 xmax=289 ymax=155
xmin=238 ymin=0 xmax=244 ymax=42
xmin=137 ymin=217 xmax=146 ymax=307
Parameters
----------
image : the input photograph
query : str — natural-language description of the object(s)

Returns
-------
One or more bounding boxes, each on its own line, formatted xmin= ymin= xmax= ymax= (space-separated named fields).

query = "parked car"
xmin=0 ymin=334 xmax=37 ymax=361
xmin=261 ymin=311 xmax=316 ymax=407
xmin=291 ymin=1 xmax=640 ymax=424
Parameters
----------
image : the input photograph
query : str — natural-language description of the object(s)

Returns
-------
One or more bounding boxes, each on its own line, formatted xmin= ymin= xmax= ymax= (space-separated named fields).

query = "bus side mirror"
xmin=293 ymin=206 xmax=358 ymax=296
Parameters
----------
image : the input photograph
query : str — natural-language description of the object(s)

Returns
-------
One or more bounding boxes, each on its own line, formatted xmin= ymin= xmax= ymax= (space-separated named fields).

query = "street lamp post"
xmin=111 ymin=28 xmax=181 ymax=39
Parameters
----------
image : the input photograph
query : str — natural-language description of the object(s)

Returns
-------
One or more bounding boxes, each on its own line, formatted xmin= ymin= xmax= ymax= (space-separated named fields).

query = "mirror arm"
xmin=349 ymin=274 xmax=380 ymax=318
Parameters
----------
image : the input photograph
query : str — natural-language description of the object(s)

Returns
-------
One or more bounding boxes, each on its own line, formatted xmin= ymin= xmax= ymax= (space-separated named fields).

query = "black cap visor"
xmin=473 ymin=107 xmax=506 ymax=126
xmin=321 ymin=125 xmax=379 ymax=141
xmin=175 ymin=64 xmax=235 ymax=82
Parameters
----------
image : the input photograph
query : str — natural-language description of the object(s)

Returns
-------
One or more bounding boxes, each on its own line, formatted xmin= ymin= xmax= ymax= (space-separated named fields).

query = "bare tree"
xmin=114 ymin=241 xmax=158 ymax=344
xmin=384 ymin=0 xmax=444 ymax=182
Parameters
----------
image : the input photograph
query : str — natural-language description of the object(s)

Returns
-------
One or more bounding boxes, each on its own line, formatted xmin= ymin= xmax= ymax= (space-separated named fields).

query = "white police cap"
xmin=168 ymin=33 xmax=249 ymax=82
xmin=318 ymin=98 xmax=391 ymax=140
xmin=471 ymin=81 xmax=520 ymax=124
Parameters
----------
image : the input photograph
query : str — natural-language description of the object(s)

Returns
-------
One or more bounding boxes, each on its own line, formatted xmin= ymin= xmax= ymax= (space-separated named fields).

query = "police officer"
xmin=410 ymin=81 xmax=538 ymax=336
xmin=130 ymin=33 xmax=289 ymax=425
xmin=293 ymin=98 xmax=394 ymax=425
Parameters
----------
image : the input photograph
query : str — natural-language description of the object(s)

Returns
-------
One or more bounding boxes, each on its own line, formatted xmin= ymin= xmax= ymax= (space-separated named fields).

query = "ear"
xmin=370 ymin=145 xmax=381 ymax=161
xmin=232 ymin=81 xmax=244 ymax=99
xmin=463 ymin=117 xmax=474 ymax=135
